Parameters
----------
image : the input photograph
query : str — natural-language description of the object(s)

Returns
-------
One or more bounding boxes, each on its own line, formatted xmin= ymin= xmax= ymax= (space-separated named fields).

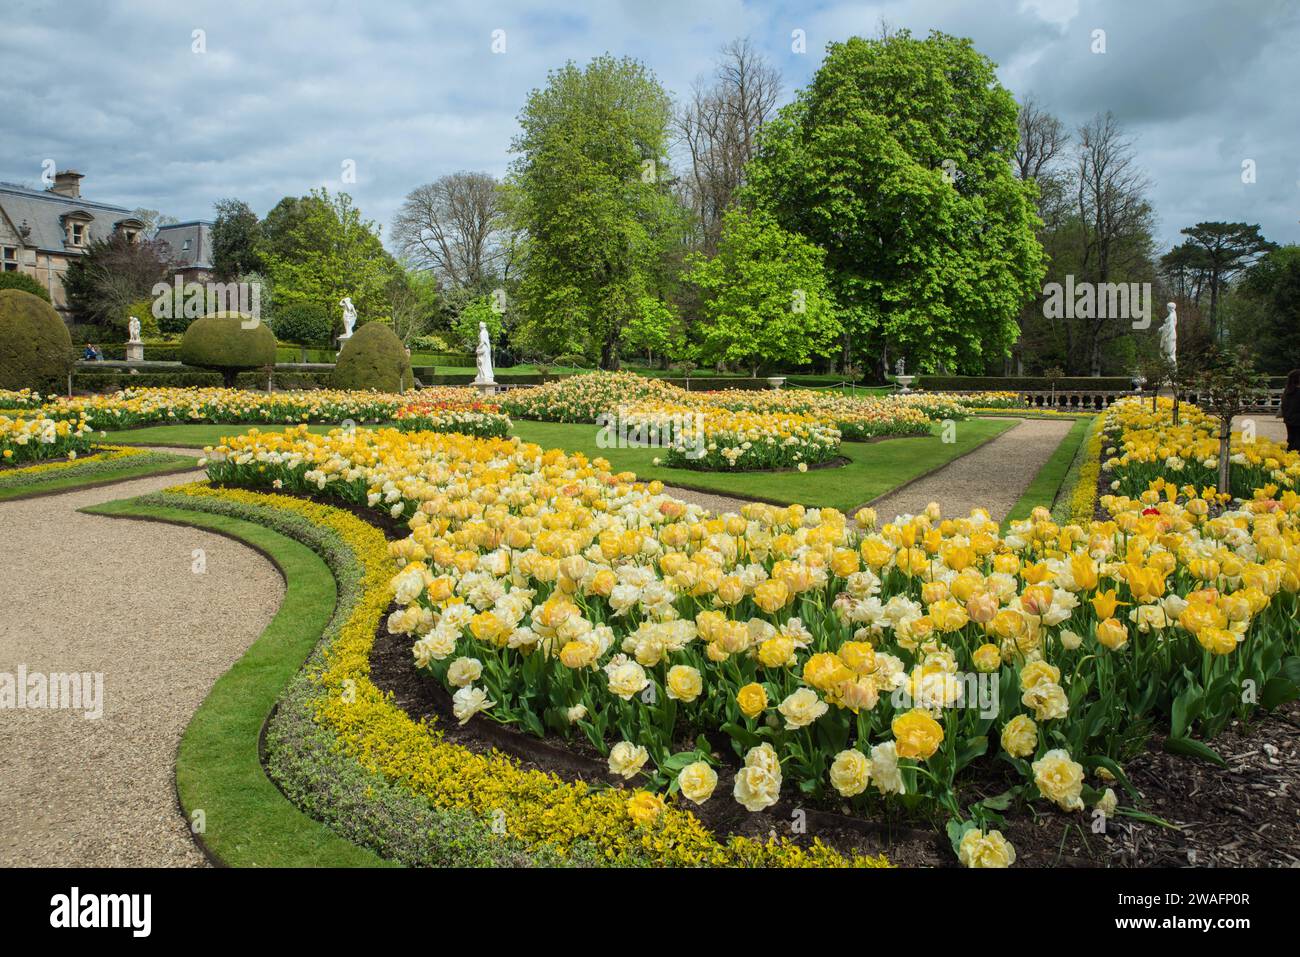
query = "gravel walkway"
xmin=663 ymin=485 xmax=754 ymax=515
xmin=0 ymin=469 xmax=283 ymax=867
xmin=863 ymin=418 xmax=1075 ymax=524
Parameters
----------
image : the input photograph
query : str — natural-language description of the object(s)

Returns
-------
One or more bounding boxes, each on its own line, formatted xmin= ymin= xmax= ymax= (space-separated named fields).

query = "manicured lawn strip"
xmin=1002 ymin=415 xmax=1095 ymax=527
xmin=0 ymin=451 xmax=198 ymax=501
xmin=102 ymin=422 xmax=348 ymax=447
xmin=80 ymin=498 xmax=389 ymax=867
xmin=510 ymin=418 xmax=1016 ymax=512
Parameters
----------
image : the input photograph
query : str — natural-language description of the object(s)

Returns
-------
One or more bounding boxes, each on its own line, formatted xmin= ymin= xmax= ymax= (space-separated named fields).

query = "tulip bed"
xmin=0 ymin=411 xmax=95 ymax=465
xmin=618 ymin=402 xmax=842 ymax=471
xmin=1101 ymin=397 xmax=1299 ymax=501
xmin=498 ymin=372 xmax=942 ymax=441
xmin=34 ymin=386 xmax=416 ymax=430
xmin=394 ymin=398 xmax=513 ymax=440
xmin=200 ymin=394 xmax=1300 ymax=867
xmin=148 ymin=481 xmax=882 ymax=866
xmin=0 ymin=388 xmax=46 ymax=410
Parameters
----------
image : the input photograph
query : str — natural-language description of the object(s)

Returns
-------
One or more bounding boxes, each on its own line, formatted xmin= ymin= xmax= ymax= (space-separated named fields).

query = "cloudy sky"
xmin=3 ymin=0 xmax=1296 ymax=252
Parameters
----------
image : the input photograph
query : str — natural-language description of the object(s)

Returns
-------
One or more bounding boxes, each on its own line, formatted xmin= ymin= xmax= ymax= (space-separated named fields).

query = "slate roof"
xmin=0 ymin=181 xmax=136 ymax=254
xmin=155 ymin=221 xmax=214 ymax=270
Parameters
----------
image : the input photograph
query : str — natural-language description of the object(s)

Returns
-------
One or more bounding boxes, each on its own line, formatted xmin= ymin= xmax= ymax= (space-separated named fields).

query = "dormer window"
xmin=62 ymin=210 xmax=94 ymax=249
xmin=182 ymin=238 xmax=192 ymax=251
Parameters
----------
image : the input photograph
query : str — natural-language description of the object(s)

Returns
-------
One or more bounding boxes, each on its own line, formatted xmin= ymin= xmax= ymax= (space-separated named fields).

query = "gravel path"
xmin=663 ymin=485 xmax=754 ymax=515
xmin=864 ymin=418 xmax=1075 ymax=524
xmin=0 ymin=469 xmax=283 ymax=867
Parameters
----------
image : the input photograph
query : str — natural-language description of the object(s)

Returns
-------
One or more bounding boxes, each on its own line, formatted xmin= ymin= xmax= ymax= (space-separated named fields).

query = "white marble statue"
xmin=895 ymin=357 xmax=905 ymax=377
xmin=1160 ymin=302 xmax=1178 ymax=367
xmin=127 ymin=315 xmax=141 ymax=343
xmin=474 ymin=321 xmax=495 ymax=384
xmin=339 ymin=297 xmax=357 ymax=340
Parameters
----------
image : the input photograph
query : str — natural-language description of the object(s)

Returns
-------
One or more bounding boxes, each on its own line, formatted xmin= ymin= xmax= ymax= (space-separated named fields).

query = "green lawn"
xmin=511 ymin=418 xmax=1016 ymax=512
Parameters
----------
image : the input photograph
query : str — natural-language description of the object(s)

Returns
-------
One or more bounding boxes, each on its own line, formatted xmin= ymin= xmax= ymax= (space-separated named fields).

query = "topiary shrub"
xmin=273 ymin=302 xmax=334 ymax=362
xmin=0 ymin=271 xmax=51 ymax=302
xmin=0 ymin=289 xmax=74 ymax=391
xmin=179 ymin=312 xmax=277 ymax=387
xmin=332 ymin=321 xmax=412 ymax=393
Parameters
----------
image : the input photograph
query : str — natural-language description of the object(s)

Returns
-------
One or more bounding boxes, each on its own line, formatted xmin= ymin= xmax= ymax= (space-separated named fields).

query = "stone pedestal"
xmin=125 ymin=341 xmax=144 ymax=362
xmin=471 ymin=378 xmax=498 ymax=397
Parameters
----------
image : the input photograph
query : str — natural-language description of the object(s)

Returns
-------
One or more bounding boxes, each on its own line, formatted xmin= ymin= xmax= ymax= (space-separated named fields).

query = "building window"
xmin=182 ymin=239 xmax=192 ymax=251
xmin=69 ymin=223 xmax=85 ymax=246
xmin=1 ymin=246 xmax=17 ymax=272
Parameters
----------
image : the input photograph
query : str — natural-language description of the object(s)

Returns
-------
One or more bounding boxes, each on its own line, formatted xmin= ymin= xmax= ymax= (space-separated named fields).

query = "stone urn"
xmin=767 ymin=376 xmax=787 ymax=390
xmin=895 ymin=375 xmax=915 ymax=393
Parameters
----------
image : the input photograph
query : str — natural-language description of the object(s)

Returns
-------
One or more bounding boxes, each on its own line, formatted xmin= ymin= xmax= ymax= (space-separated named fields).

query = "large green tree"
xmin=259 ymin=188 xmax=397 ymax=332
xmin=744 ymin=30 xmax=1044 ymax=375
xmin=211 ymin=198 xmax=263 ymax=281
xmin=508 ymin=55 xmax=681 ymax=369
xmin=1234 ymin=244 xmax=1300 ymax=373
xmin=1167 ymin=222 xmax=1275 ymax=337
xmin=688 ymin=208 xmax=839 ymax=375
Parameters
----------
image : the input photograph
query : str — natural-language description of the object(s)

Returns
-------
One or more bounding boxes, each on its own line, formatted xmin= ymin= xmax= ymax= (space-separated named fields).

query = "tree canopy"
xmin=744 ymin=30 xmax=1044 ymax=375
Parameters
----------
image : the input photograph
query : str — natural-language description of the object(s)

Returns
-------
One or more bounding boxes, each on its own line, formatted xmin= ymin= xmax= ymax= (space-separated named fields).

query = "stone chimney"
xmin=49 ymin=170 xmax=84 ymax=198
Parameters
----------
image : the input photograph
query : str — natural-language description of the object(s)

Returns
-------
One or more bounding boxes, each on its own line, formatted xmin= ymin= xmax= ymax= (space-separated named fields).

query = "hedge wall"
xmin=915 ymin=375 xmax=1136 ymax=392
xmin=71 ymin=370 xmax=334 ymax=392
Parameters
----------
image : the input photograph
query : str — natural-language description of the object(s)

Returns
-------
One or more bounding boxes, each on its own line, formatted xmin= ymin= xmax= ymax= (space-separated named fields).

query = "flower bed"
xmin=159 ymin=481 xmax=882 ymax=867
xmin=498 ymin=372 xmax=684 ymax=423
xmin=0 ymin=411 xmax=94 ymax=465
xmin=702 ymin=389 xmax=933 ymax=440
xmin=1101 ymin=397 xmax=1298 ymax=501
xmin=37 ymin=386 xmax=411 ymax=430
xmin=204 ymin=411 xmax=1300 ymax=866
xmin=619 ymin=402 xmax=842 ymax=471
xmin=394 ymin=396 xmax=513 ymax=440
xmin=0 ymin=388 xmax=46 ymax=410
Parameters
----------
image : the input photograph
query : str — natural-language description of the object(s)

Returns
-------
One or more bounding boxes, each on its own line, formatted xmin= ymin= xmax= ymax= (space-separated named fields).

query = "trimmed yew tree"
xmin=744 ymin=30 xmax=1044 ymax=374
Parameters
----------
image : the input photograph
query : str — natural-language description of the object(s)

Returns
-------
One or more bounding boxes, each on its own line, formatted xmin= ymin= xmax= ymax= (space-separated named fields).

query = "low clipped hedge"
xmin=0 ymin=288 xmax=74 ymax=392
xmin=916 ymin=375 xmax=1135 ymax=392
xmin=72 ymin=370 xmax=333 ymax=392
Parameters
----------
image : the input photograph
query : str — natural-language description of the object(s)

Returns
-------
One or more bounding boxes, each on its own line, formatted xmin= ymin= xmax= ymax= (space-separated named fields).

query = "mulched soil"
xmin=370 ymin=608 xmax=1300 ymax=867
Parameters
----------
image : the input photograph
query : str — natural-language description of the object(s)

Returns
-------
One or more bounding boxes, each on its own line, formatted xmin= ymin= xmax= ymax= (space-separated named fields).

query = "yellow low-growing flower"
xmin=891 ymin=708 xmax=944 ymax=760
xmin=1196 ymin=626 xmax=1239 ymax=655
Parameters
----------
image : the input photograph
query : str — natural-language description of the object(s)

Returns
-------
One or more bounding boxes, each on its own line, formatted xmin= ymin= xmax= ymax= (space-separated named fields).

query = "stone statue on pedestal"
xmin=474 ymin=322 xmax=495 ymax=385
xmin=1160 ymin=302 xmax=1178 ymax=367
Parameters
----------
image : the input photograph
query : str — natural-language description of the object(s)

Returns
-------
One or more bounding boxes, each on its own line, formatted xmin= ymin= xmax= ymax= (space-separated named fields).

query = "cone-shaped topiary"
xmin=0 ymin=288 xmax=73 ymax=392
xmin=179 ymin=311 xmax=277 ymax=387
xmin=331 ymin=322 xmax=412 ymax=393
